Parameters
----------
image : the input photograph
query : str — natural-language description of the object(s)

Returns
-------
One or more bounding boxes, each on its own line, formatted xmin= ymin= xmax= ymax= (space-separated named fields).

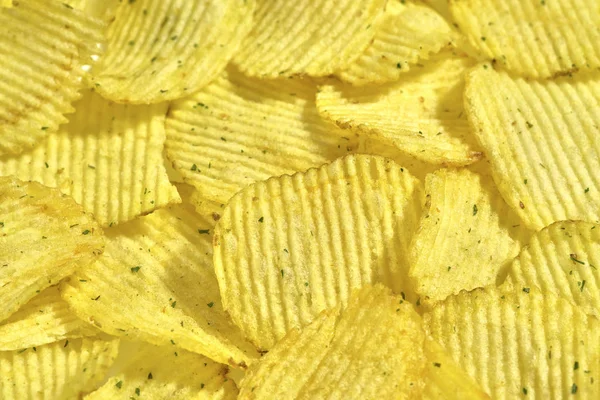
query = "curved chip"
xmin=90 ymin=0 xmax=254 ymax=103
xmin=0 ymin=0 xmax=104 ymax=156
xmin=424 ymin=286 xmax=600 ymax=398
xmin=317 ymin=51 xmax=482 ymax=166
xmin=61 ymin=199 xmax=258 ymax=368
xmin=238 ymin=285 xmax=426 ymax=399
xmin=0 ymin=89 xmax=181 ymax=227
xmin=449 ymin=0 xmax=600 ymax=78
xmin=465 ymin=65 xmax=600 ymax=230
xmin=165 ymin=67 xmax=360 ymax=205
xmin=0 ymin=176 xmax=104 ymax=323
xmin=214 ymin=154 xmax=422 ymax=350
xmin=233 ymin=0 xmax=385 ymax=78
xmin=0 ymin=337 xmax=119 ymax=399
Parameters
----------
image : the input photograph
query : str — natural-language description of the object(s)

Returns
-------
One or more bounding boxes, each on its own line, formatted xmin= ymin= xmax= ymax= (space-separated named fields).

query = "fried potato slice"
xmin=214 ymin=154 xmax=422 ymax=350
xmin=165 ymin=67 xmax=360 ymax=205
xmin=449 ymin=0 xmax=600 ymax=78
xmin=61 ymin=199 xmax=258 ymax=368
xmin=86 ymin=341 xmax=237 ymax=400
xmin=0 ymin=0 xmax=104 ymax=156
xmin=0 ymin=89 xmax=181 ymax=227
xmin=424 ymin=286 xmax=600 ymax=398
xmin=238 ymin=285 xmax=426 ymax=399
xmin=233 ymin=0 xmax=385 ymax=78
xmin=0 ymin=176 xmax=104 ymax=323
xmin=336 ymin=1 xmax=453 ymax=85
xmin=0 ymin=337 xmax=119 ymax=399
xmin=466 ymin=66 xmax=600 ymax=230
xmin=89 ymin=0 xmax=254 ymax=104
xmin=317 ymin=51 xmax=482 ymax=166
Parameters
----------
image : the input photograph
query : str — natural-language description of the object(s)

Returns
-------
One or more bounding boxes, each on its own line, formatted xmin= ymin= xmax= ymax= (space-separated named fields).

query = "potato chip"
xmin=233 ymin=0 xmax=385 ymax=78
xmin=61 ymin=199 xmax=258 ymax=368
xmin=449 ymin=0 xmax=600 ymax=79
xmin=0 ymin=286 xmax=98 ymax=351
xmin=424 ymin=286 xmax=600 ymax=398
xmin=336 ymin=1 xmax=453 ymax=85
xmin=0 ymin=176 xmax=103 ymax=323
xmin=214 ymin=154 xmax=422 ymax=350
xmin=238 ymin=285 xmax=426 ymax=399
xmin=0 ymin=337 xmax=119 ymax=399
xmin=165 ymin=67 xmax=360 ymax=205
xmin=90 ymin=0 xmax=254 ymax=103
xmin=87 ymin=341 xmax=237 ymax=400
xmin=317 ymin=51 xmax=482 ymax=166
xmin=0 ymin=89 xmax=181 ymax=227
xmin=465 ymin=66 xmax=600 ymax=230
xmin=0 ymin=0 xmax=104 ymax=156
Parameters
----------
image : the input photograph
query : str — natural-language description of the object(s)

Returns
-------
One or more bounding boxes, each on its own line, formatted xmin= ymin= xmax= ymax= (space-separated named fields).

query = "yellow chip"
xmin=0 ymin=337 xmax=119 ymax=399
xmin=0 ymin=0 xmax=104 ymax=156
xmin=424 ymin=286 xmax=600 ymax=398
xmin=214 ymin=154 xmax=422 ymax=350
xmin=0 ymin=176 xmax=104 ymax=323
xmin=449 ymin=0 xmax=600 ymax=79
xmin=165 ymin=67 xmax=360 ymax=205
xmin=336 ymin=1 xmax=453 ymax=85
xmin=0 ymin=89 xmax=181 ymax=227
xmin=90 ymin=0 xmax=254 ymax=103
xmin=61 ymin=199 xmax=258 ymax=368
xmin=238 ymin=285 xmax=426 ymax=399
xmin=409 ymin=168 xmax=530 ymax=302
xmin=87 ymin=341 xmax=238 ymax=400
xmin=233 ymin=0 xmax=385 ymax=78
xmin=465 ymin=66 xmax=600 ymax=230
xmin=317 ymin=51 xmax=482 ymax=166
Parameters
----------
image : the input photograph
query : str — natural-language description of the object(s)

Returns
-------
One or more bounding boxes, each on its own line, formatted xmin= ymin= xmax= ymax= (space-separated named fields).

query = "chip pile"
xmin=1 ymin=0 xmax=599 ymax=398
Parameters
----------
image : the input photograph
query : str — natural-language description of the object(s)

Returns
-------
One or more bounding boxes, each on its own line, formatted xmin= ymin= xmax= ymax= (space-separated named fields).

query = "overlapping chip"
xmin=465 ymin=65 xmax=600 ymax=230
xmin=0 ymin=89 xmax=181 ymax=227
xmin=317 ymin=51 xmax=482 ymax=165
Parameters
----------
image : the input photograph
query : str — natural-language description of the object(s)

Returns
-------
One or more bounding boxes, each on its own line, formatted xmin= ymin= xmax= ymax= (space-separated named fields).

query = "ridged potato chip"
xmin=0 ymin=0 xmax=104 ymax=156
xmin=449 ymin=0 xmax=600 ymax=78
xmin=214 ymin=154 xmax=422 ymax=350
xmin=317 ymin=51 xmax=482 ymax=166
xmin=466 ymin=66 xmax=600 ymax=230
xmin=238 ymin=285 xmax=426 ymax=399
xmin=425 ymin=286 xmax=600 ymax=398
xmin=165 ymin=67 xmax=360 ymax=205
xmin=0 ymin=176 xmax=103 ymax=323
xmin=0 ymin=89 xmax=181 ymax=227
xmin=233 ymin=0 xmax=385 ymax=78
xmin=90 ymin=0 xmax=254 ymax=103
xmin=0 ymin=337 xmax=119 ymax=400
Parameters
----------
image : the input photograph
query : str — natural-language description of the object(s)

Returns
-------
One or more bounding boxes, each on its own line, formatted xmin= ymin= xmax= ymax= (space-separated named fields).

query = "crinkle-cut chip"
xmin=238 ymin=285 xmax=426 ymax=399
xmin=409 ymin=168 xmax=529 ymax=302
xmin=449 ymin=0 xmax=600 ymax=79
xmin=0 ymin=0 xmax=104 ymax=156
xmin=0 ymin=286 xmax=98 ymax=351
xmin=233 ymin=0 xmax=385 ymax=78
xmin=87 ymin=343 xmax=238 ymax=400
xmin=465 ymin=66 xmax=600 ymax=230
xmin=165 ymin=67 xmax=360 ymax=205
xmin=61 ymin=200 xmax=258 ymax=368
xmin=0 ymin=89 xmax=181 ymax=227
xmin=90 ymin=0 xmax=254 ymax=104
xmin=504 ymin=220 xmax=600 ymax=318
xmin=336 ymin=1 xmax=452 ymax=85
xmin=0 ymin=337 xmax=119 ymax=399
xmin=0 ymin=176 xmax=104 ymax=323
xmin=214 ymin=154 xmax=423 ymax=350
xmin=424 ymin=286 xmax=600 ymax=399
xmin=317 ymin=52 xmax=482 ymax=166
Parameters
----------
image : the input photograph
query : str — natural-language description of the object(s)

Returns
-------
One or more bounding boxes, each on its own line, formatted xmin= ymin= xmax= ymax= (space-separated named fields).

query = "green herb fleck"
xmin=135 ymin=387 xmax=141 ymax=396
xmin=523 ymin=287 xmax=530 ymax=293
xmin=221 ymin=137 xmax=227 ymax=141
xmin=171 ymin=301 xmax=177 ymax=308
xmin=581 ymin=280 xmax=586 ymax=292
xmin=574 ymin=361 xmax=579 ymax=370
xmin=280 ymin=269 xmax=284 ymax=278
xmin=570 ymin=254 xmax=585 ymax=265
xmin=396 ymin=62 xmax=402 ymax=69
xmin=131 ymin=266 xmax=141 ymax=273
xmin=585 ymin=187 xmax=590 ymax=193
xmin=258 ymin=217 xmax=264 ymax=223
xmin=481 ymin=36 xmax=486 ymax=41
xmin=198 ymin=229 xmax=210 ymax=235
xmin=571 ymin=383 xmax=578 ymax=394
xmin=41 ymin=126 xmax=49 ymax=131
xmin=207 ymin=301 xmax=214 ymax=308
xmin=523 ymin=387 xmax=528 ymax=395
xmin=526 ymin=121 xmax=534 ymax=128
xmin=191 ymin=164 xmax=198 ymax=171
xmin=433 ymin=362 xmax=441 ymax=368
xmin=116 ymin=380 xmax=123 ymax=389
xmin=82 ymin=230 xmax=91 ymax=235
xmin=201 ymin=383 xmax=205 ymax=389
xmin=148 ymin=373 xmax=153 ymax=380
xmin=63 ymin=340 xmax=69 ymax=347
xmin=473 ymin=204 xmax=478 ymax=216
xmin=128 ymin=40 xmax=135 ymax=46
